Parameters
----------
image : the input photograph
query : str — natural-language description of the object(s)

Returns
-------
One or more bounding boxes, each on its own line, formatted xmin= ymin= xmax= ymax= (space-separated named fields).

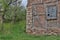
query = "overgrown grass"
xmin=0 ymin=20 xmax=60 ymax=40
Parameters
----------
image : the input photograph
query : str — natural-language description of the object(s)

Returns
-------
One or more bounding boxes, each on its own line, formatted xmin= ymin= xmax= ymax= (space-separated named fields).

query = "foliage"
xmin=4 ymin=6 xmax=26 ymax=22
xmin=0 ymin=0 xmax=26 ymax=22
xmin=0 ymin=0 xmax=26 ymax=32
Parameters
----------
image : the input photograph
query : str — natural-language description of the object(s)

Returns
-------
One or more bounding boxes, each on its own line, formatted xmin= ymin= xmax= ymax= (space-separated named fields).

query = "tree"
xmin=0 ymin=0 xmax=11 ymax=31
xmin=10 ymin=0 xmax=22 ymax=23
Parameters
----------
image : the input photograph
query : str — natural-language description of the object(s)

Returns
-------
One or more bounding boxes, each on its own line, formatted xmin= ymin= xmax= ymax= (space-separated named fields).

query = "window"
xmin=46 ymin=5 xmax=57 ymax=19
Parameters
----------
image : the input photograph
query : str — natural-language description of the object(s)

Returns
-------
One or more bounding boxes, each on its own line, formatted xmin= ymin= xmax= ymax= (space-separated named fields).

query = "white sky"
xmin=21 ymin=0 xmax=27 ymax=7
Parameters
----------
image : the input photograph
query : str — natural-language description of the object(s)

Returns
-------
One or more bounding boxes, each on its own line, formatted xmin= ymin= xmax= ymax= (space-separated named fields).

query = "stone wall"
xmin=26 ymin=0 xmax=60 ymax=35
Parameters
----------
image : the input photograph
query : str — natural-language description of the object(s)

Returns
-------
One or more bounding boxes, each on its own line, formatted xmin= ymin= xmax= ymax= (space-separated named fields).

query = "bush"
xmin=4 ymin=6 xmax=26 ymax=22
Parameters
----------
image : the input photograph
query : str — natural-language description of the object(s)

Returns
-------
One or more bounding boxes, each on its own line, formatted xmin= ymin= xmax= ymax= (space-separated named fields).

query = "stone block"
xmin=44 ymin=0 xmax=51 ymax=3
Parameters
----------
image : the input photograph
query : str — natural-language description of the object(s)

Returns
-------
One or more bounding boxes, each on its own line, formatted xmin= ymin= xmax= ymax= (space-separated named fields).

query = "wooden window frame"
xmin=46 ymin=5 xmax=57 ymax=20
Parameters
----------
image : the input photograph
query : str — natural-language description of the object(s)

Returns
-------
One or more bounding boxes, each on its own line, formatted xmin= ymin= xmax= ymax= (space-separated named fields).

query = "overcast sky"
xmin=21 ymin=0 xmax=27 ymax=7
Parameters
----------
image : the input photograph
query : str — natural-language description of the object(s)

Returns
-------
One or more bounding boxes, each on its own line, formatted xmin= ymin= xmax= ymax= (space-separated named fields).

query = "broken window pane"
xmin=46 ymin=5 xmax=57 ymax=19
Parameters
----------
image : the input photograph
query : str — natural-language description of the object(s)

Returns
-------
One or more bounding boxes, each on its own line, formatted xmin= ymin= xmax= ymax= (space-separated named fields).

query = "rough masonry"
xmin=26 ymin=0 xmax=60 ymax=35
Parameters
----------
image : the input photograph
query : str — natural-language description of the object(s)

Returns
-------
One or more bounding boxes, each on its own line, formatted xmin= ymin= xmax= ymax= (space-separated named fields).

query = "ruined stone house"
xmin=26 ymin=0 xmax=60 ymax=35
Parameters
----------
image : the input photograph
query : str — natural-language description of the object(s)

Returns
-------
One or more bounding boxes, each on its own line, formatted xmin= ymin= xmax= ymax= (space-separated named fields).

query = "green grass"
xmin=0 ymin=20 xmax=60 ymax=40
